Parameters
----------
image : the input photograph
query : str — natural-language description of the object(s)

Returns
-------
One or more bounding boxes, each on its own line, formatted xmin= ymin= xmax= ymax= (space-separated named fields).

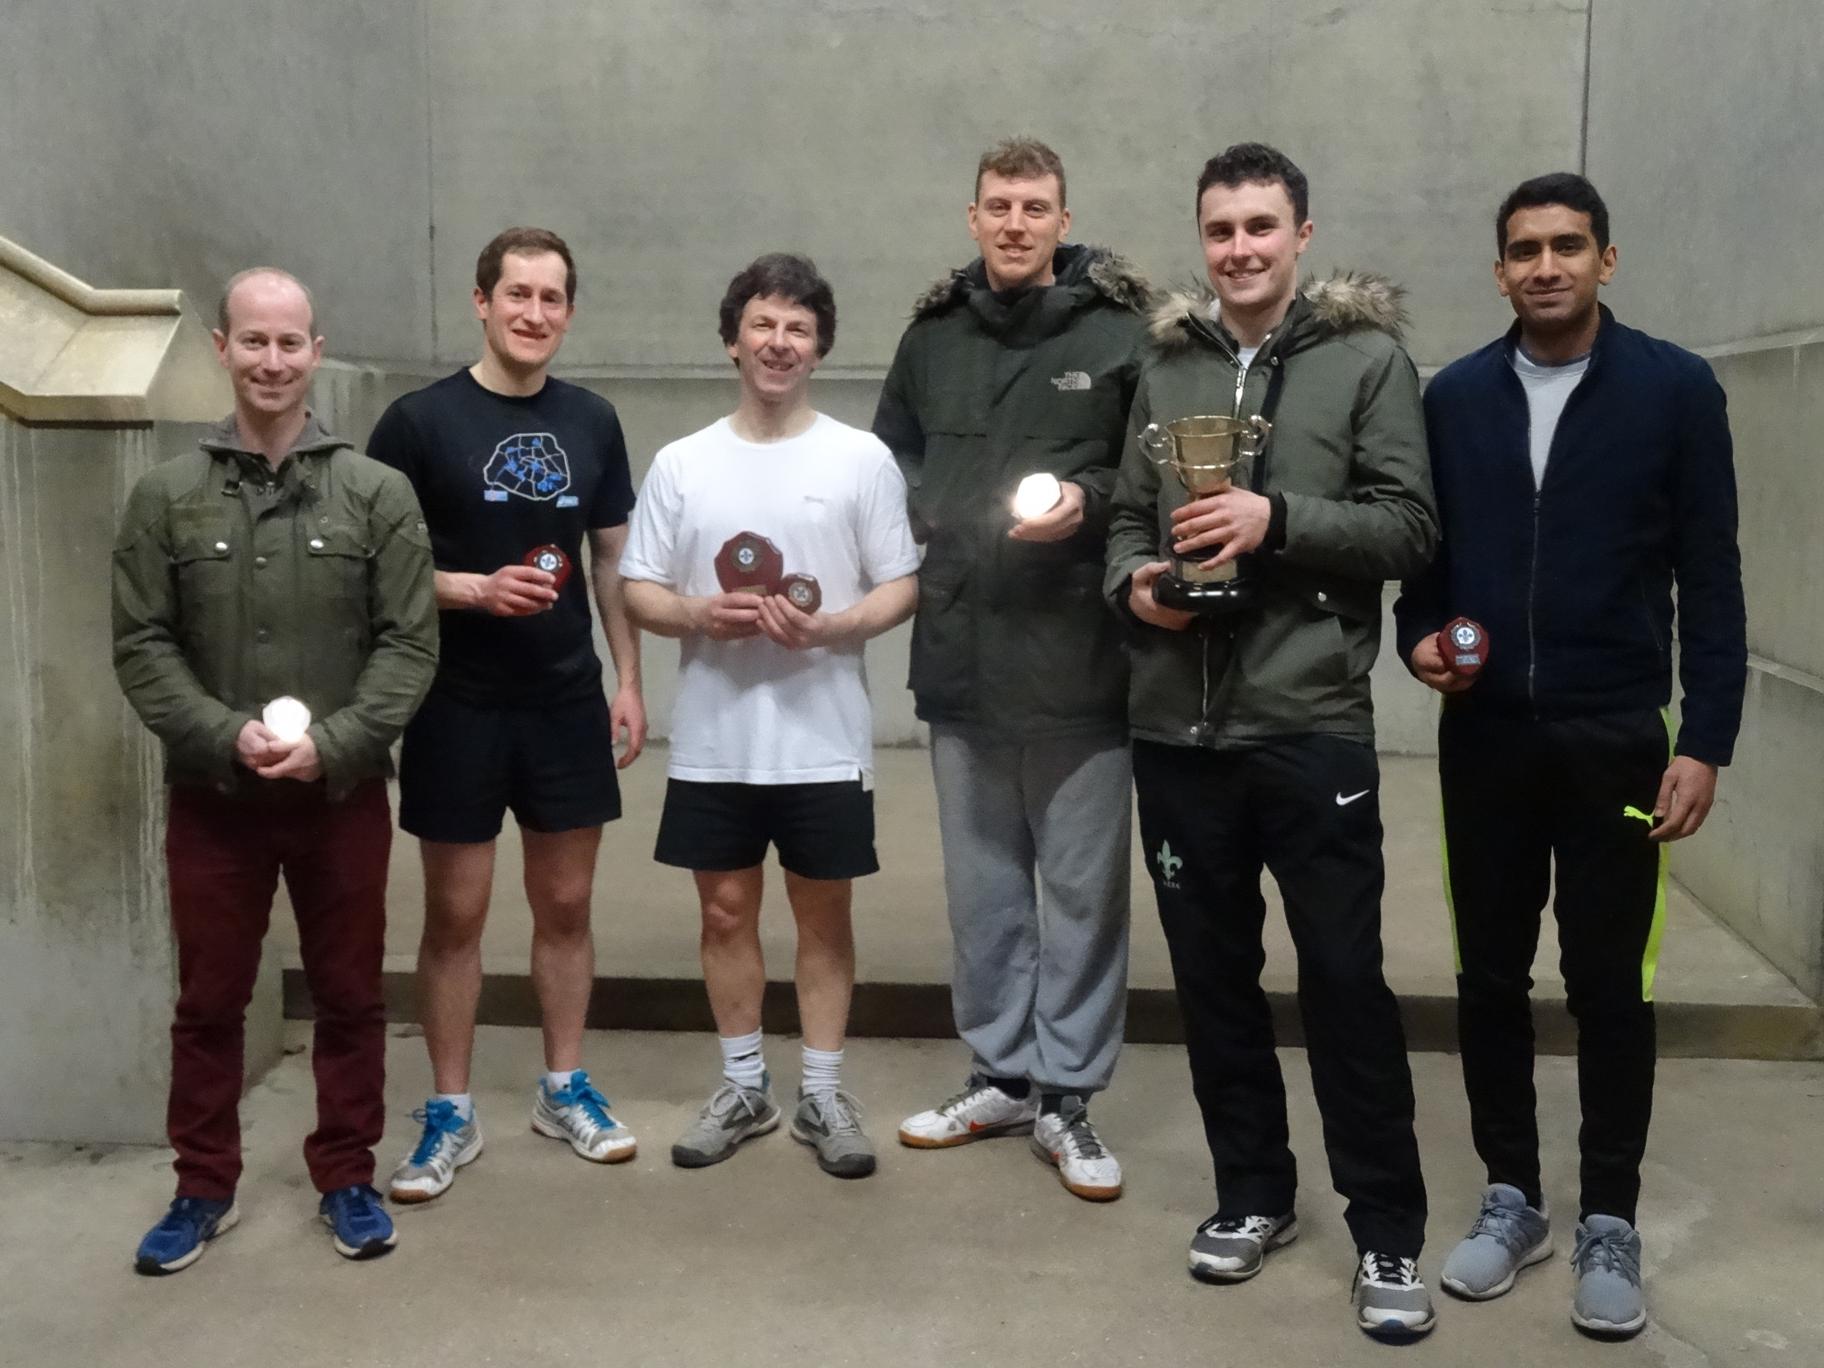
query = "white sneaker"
xmin=388 ymin=1099 xmax=483 ymax=1204
xmin=898 ymin=1075 xmax=1039 ymax=1148
xmin=531 ymin=1070 xmax=637 ymax=1163
xmin=1030 ymin=1097 xmax=1123 ymax=1201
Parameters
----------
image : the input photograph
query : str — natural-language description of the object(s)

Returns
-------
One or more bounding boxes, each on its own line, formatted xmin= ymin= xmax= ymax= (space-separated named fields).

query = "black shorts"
xmin=654 ymin=779 xmax=878 ymax=880
xmin=398 ymin=686 xmax=621 ymax=843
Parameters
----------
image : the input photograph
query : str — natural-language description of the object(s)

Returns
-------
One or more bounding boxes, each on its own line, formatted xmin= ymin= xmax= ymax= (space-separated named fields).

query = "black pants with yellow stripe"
xmin=1439 ymin=704 xmax=1669 ymax=1226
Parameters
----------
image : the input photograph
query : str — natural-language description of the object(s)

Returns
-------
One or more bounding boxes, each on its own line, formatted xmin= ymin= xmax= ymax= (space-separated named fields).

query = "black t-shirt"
xmin=367 ymin=369 xmax=635 ymax=705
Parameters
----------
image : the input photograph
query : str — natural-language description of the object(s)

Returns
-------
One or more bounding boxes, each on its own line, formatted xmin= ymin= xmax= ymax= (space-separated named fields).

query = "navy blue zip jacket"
xmin=1394 ymin=306 xmax=1746 ymax=766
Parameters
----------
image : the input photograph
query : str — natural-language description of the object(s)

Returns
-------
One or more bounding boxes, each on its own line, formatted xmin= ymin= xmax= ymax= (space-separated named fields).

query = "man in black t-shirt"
xmin=368 ymin=227 xmax=646 ymax=1203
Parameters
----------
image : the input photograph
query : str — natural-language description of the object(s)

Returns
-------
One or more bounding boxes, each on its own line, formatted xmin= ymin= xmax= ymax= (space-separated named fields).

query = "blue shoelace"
xmin=408 ymin=1099 xmax=466 ymax=1165
xmin=556 ymin=1072 xmax=618 ymax=1129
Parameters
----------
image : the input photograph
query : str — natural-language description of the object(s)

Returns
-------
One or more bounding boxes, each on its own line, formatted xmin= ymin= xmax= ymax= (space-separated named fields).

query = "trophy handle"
xmin=1138 ymin=422 xmax=1172 ymax=466
xmin=1240 ymin=414 xmax=1273 ymax=458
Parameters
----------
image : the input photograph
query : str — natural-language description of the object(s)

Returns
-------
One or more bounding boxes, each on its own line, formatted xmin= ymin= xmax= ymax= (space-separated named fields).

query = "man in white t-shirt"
xmin=621 ymin=253 xmax=920 ymax=1179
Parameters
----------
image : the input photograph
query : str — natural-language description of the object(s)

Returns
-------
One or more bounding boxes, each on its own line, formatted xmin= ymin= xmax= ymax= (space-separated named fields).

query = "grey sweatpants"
xmin=928 ymin=724 xmax=1132 ymax=1094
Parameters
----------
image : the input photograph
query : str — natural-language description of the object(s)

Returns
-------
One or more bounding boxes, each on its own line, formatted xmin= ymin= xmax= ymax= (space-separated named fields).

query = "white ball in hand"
xmin=262 ymin=696 xmax=312 ymax=744
xmin=1012 ymin=472 xmax=1062 ymax=521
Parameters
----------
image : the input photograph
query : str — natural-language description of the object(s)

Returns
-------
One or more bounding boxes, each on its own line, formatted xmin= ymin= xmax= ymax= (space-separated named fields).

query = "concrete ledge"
xmin=285 ymin=970 xmax=1824 ymax=1062
xmin=0 ymin=235 xmax=225 ymax=424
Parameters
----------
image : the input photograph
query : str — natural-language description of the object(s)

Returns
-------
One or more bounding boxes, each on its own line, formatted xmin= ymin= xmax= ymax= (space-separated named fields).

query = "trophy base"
xmin=1156 ymin=574 xmax=1253 ymax=615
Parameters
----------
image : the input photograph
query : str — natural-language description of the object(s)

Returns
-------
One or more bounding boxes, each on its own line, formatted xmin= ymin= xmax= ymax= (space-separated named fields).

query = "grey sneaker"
xmin=791 ymin=1089 xmax=877 ymax=1178
xmin=670 ymin=1077 xmax=781 ymax=1168
xmin=531 ymin=1071 xmax=637 ymax=1163
xmin=1441 ymin=1183 xmax=1553 ymax=1299
xmin=1188 ymin=1211 xmax=1298 ymax=1282
xmin=389 ymin=1099 xmax=484 ymax=1203
xmin=1571 ymin=1215 xmax=1646 ymax=1338
xmin=1353 ymin=1251 xmax=1437 ymax=1340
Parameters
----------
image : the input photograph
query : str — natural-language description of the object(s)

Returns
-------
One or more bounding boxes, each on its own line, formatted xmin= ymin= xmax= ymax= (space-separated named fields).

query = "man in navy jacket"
xmin=1394 ymin=173 xmax=1745 ymax=1340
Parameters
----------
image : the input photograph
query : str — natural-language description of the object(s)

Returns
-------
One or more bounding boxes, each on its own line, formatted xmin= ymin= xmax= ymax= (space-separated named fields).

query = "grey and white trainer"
xmin=1441 ymin=1183 xmax=1553 ymax=1300
xmin=1571 ymin=1215 xmax=1646 ymax=1338
xmin=898 ymin=1075 xmax=1038 ymax=1148
xmin=389 ymin=1099 xmax=483 ymax=1204
xmin=1030 ymin=1097 xmax=1122 ymax=1201
xmin=670 ymin=1077 xmax=781 ymax=1168
xmin=790 ymin=1089 xmax=877 ymax=1178
xmin=1353 ymin=1251 xmax=1438 ymax=1340
xmin=1188 ymin=1211 xmax=1299 ymax=1282
xmin=531 ymin=1070 xmax=637 ymax=1163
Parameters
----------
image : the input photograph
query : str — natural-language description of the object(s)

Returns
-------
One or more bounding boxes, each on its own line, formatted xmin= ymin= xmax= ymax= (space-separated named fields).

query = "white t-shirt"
xmin=620 ymin=413 xmax=922 ymax=784
xmin=1512 ymin=346 xmax=1590 ymax=488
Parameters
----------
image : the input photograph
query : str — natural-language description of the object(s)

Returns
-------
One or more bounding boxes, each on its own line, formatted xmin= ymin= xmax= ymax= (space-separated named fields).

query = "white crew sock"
xmin=801 ymin=1045 xmax=843 ymax=1100
xmin=544 ymin=1070 xmax=580 ymax=1095
xmin=719 ymin=1029 xmax=767 ymax=1091
xmin=434 ymin=1092 xmax=474 ymax=1122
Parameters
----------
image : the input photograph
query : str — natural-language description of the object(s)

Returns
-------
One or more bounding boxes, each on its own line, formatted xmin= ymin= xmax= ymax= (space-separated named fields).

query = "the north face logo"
xmin=1050 ymin=371 xmax=1091 ymax=392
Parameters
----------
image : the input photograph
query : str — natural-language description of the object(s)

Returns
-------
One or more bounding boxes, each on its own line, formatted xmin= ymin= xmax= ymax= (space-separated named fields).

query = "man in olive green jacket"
xmin=114 ymin=268 xmax=436 ymax=1274
xmin=1105 ymin=145 xmax=1439 ymax=1340
xmin=872 ymin=137 xmax=1147 ymax=1202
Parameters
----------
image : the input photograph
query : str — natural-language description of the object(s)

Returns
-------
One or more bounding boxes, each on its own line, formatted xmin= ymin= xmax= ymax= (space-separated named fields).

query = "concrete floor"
xmin=4 ymin=1025 xmax=1821 ymax=1368
xmin=273 ymin=748 xmax=1810 ymax=1011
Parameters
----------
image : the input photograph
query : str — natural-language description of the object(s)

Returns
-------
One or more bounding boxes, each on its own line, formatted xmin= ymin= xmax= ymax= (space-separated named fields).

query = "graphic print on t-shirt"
xmin=483 ymin=432 xmax=572 ymax=501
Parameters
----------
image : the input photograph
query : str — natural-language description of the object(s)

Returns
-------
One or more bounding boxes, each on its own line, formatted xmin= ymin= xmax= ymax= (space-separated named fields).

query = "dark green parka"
xmin=1105 ymin=274 xmax=1438 ymax=748
xmin=872 ymin=243 xmax=1150 ymax=736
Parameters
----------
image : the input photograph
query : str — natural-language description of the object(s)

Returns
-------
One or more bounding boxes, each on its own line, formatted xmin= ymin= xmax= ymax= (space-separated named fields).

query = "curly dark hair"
xmin=717 ymin=253 xmax=837 ymax=358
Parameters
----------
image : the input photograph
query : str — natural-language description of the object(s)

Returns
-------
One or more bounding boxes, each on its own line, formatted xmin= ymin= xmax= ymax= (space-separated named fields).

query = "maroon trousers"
xmin=164 ymin=780 xmax=390 ymax=1200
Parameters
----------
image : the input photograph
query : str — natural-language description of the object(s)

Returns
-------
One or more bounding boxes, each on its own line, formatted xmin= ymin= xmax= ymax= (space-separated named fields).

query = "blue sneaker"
xmin=134 ymin=1195 xmax=239 ymax=1275
xmin=318 ymin=1184 xmax=397 ymax=1260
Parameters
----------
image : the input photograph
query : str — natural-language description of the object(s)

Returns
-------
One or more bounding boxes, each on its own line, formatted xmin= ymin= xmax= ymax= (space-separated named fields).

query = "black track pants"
xmin=1134 ymin=735 xmax=1428 ymax=1257
xmin=1439 ymin=705 xmax=1669 ymax=1225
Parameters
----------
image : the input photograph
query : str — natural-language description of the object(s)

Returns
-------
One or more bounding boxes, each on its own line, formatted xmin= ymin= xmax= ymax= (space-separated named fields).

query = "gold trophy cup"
xmin=1138 ymin=413 xmax=1271 ymax=614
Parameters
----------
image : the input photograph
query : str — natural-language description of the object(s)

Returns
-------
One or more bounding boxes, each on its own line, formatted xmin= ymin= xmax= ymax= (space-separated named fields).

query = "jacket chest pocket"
xmin=171 ymin=531 xmax=235 ymax=601
xmin=303 ymin=524 xmax=371 ymax=601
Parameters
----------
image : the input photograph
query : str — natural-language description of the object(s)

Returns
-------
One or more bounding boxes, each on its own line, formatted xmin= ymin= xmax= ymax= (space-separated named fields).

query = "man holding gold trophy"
xmin=113 ymin=268 xmax=438 ymax=1271
xmin=1107 ymin=144 xmax=1439 ymax=1338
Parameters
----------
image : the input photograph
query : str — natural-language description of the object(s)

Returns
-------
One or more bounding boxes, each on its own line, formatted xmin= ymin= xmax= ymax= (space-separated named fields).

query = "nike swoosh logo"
xmin=1335 ymin=790 xmax=1371 ymax=806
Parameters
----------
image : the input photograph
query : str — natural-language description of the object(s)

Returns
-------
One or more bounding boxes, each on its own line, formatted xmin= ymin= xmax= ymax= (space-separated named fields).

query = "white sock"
xmin=434 ymin=1092 xmax=474 ymax=1121
xmin=801 ymin=1045 xmax=843 ymax=1100
xmin=719 ymin=1029 xmax=766 ymax=1091
xmin=544 ymin=1070 xmax=579 ymax=1095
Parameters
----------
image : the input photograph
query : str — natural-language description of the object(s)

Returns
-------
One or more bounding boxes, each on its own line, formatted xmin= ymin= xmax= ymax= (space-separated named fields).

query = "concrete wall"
xmin=0 ymin=417 xmax=283 ymax=1143
xmin=1586 ymin=1 xmax=1824 ymax=996
xmin=0 ymin=1 xmax=431 ymax=361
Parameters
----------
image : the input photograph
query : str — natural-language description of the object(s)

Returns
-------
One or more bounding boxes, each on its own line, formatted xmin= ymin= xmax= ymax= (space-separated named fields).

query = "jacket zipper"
xmin=1526 ymin=491 xmax=1540 ymax=712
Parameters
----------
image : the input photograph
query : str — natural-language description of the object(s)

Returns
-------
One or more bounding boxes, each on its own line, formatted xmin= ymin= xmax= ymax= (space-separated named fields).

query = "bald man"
xmin=113 ymin=268 xmax=438 ymax=1272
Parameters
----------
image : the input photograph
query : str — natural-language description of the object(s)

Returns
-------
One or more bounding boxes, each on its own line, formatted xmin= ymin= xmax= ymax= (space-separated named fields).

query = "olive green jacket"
xmin=112 ymin=415 xmax=438 ymax=797
xmin=1105 ymin=274 xmax=1438 ymax=748
xmin=872 ymin=243 xmax=1151 ymax=735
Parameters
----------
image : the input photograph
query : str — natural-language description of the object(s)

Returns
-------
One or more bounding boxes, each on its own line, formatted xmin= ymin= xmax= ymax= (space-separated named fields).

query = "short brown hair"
xmin=974 ymin=137 xmax=1067 ymax=209
xmin=475 ymin=227 xmax=577 ymax=303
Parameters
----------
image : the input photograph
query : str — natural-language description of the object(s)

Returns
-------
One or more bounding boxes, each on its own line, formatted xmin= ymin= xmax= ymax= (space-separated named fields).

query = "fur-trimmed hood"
xmin=1146 ymin=270 xmax=1407 ymax=351
xmin=910 ymin=243 xmax=1152 ymax=320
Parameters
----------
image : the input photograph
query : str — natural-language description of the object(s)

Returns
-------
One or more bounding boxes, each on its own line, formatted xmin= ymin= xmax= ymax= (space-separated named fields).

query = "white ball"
xmin=262 ymin=696 xmax=312 ymax=744
xmin=1013 ymin=472 xmax=1062 ymax=520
